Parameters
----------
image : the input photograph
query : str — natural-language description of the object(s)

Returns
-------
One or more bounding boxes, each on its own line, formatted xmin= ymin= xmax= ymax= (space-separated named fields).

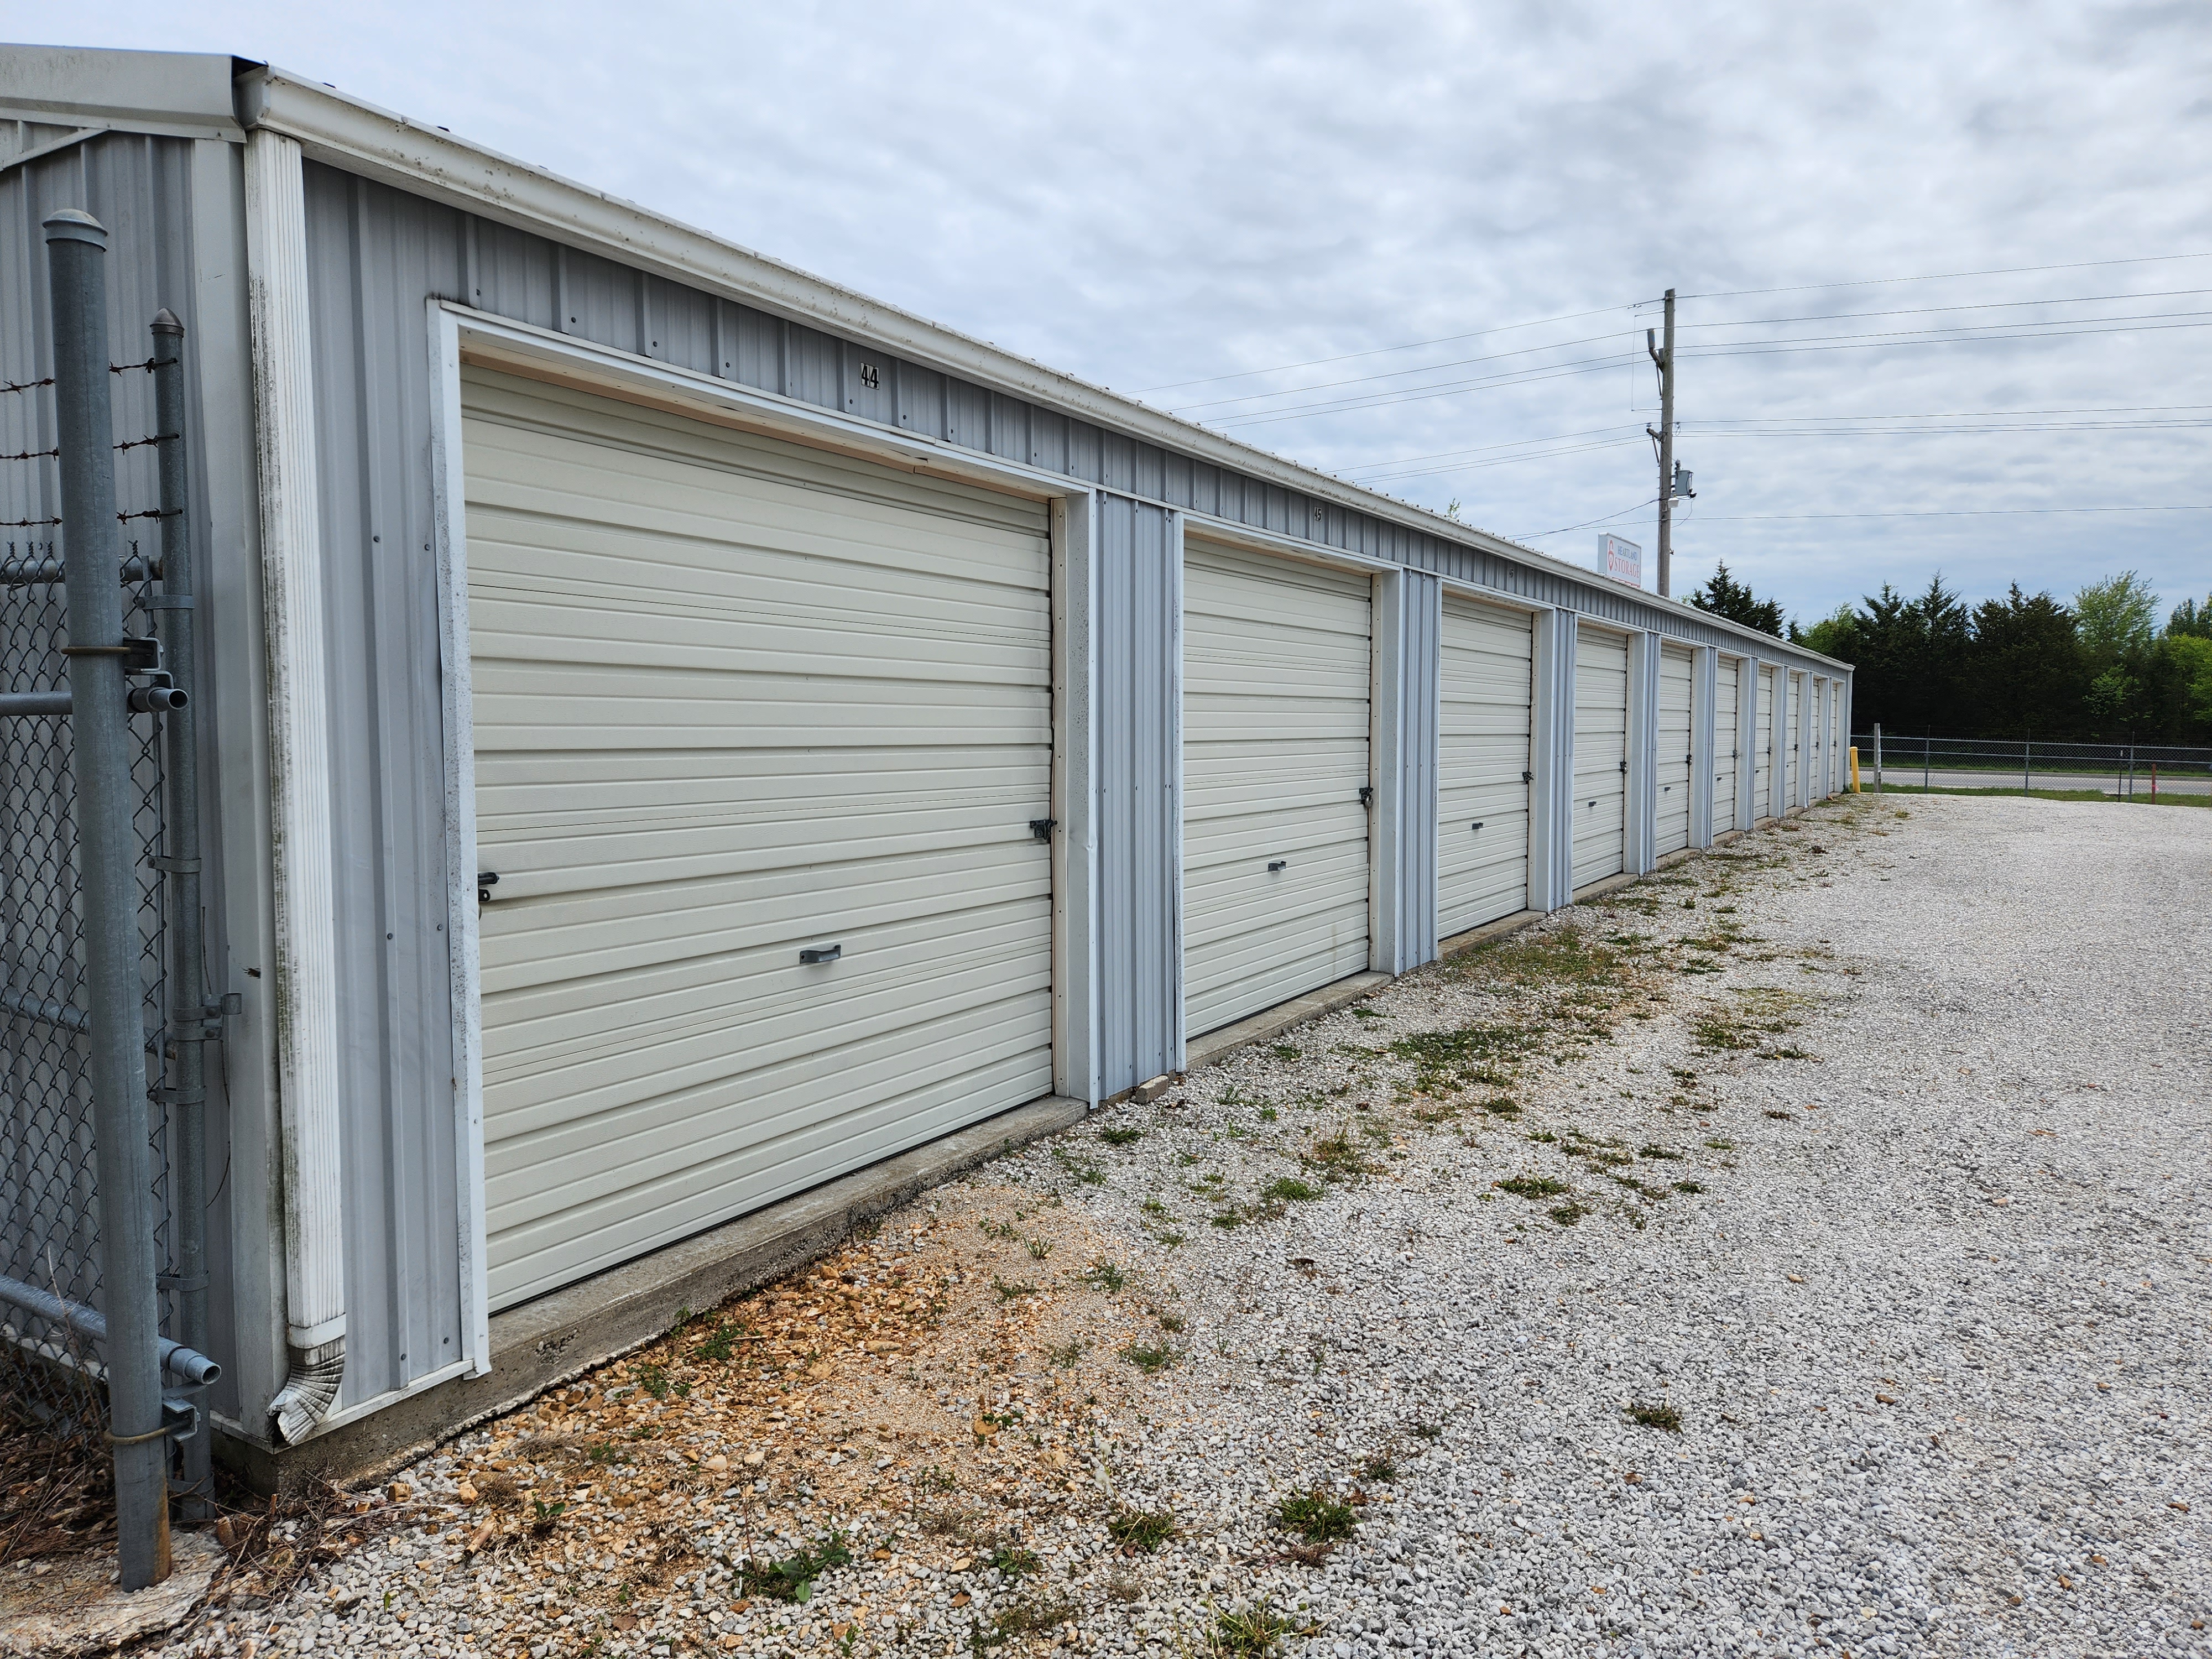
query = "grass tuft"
xmin=1276 ymin=1486 xmax=1357 ymax=1544
xmin=1105 ymin=1506 xmax=1178 ymax=1552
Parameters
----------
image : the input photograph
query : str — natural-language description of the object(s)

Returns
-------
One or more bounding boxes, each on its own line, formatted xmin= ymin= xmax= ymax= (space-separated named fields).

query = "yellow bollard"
xmin=1849 ymin=746 xmax=1861 ymax=791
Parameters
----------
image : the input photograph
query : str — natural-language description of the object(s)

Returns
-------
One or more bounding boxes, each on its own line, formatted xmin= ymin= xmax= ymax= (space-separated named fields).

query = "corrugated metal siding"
xmin=0 ymin=131 xmax=243 ymax=1417
xmin=300 ymin=158 xmax=1843 ymax=677
xmin=1571 ymin=626 xmax=1630 ymax=889
xmin=1655 ymin=643 xmax=1694 ymax=855
xmin=1093 ymin=493 xmax=1178 ymax=1097
xmin=462 ymin=367 xmax=1053 ymax=1308
xmin=1810 ymin=680 xmax=1827 ymax=797
xmin=1755 ymin=665 xmax=1776 ymax=817
xmin=1401 ymin=575 xmax=1438 ymax=966
xmin=1436 ymin=595 xmax=1532 ymax=935
xmin=1785 ymin=671 xmax=1802 ymax=805
xmin=1713 ymin=656 xmax=1740 ymax=832
xmin=284 ymin=150 xmax=1850 ymax=1383
xmin=299 ymin=164 xmax=466 ymax=1404
xmin=1182 ymin=539 xmax=1370 ymax=1036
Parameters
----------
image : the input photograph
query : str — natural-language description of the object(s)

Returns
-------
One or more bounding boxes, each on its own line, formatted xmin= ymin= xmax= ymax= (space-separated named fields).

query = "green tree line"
xmin=1688 ymin=563 xmax=2212 ymax=744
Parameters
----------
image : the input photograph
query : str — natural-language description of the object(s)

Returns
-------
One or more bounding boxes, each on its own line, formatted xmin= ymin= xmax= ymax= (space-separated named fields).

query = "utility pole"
xmin=1646 ymin=288 xmax=1677 ymax=598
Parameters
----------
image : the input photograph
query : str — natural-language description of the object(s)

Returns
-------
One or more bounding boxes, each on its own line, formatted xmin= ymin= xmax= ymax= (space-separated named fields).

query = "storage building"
xmin=0 ymin=46 xmax=1852 ymax=1481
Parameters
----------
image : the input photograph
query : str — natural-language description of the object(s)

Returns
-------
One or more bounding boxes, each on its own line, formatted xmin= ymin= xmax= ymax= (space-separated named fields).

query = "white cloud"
xmin=25 ymin=0 xmax=2212 ymax=622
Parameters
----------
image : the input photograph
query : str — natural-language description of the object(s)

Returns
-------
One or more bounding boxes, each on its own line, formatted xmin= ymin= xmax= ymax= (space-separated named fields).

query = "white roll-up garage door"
xmin=1810 ymin=681 xmax=1826 ymax=799
xmin=1785 ymin=671 xmax=1802 ymax=806
xmin=1754 ymin=665 xmax=1775 ymax=817
xmin=1713 ymin=656 xmax=1740 ymax=832
xmin=1572 ymin=625 xmax=1630 ymax=891
xmin=462 ymin=368 xmax=1055 ymax=1310
xmin=1827 ymin=684 xmax=1842 ymax=795
xmin=1655 ymin=642 xmax=1695 ymax=857
xmin=1183 ymin=539 xmax=1370 ymax=1038
xmin=1437 ymin=594 xmax=1532 ymax=936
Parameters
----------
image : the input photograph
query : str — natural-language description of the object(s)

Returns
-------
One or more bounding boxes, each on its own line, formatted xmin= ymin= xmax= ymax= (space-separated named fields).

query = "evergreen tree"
xmin=1687 ymin=562 xmax=1783 ymax=636
xmin=2167 ymin=594 xmax=2212 ymax=640
xmin=1965 ymin=586 xmax=2084 ymax=738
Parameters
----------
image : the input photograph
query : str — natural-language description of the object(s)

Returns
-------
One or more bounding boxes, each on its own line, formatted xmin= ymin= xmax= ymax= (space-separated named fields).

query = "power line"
xmin=1338 ymin=423 xmax=1646 ymax=475
xmin=1686 ymin=403 xmax=2212 ymax=423
xmin=1514 ymin=497 xmax=1659 ymax=540
xmin=1359 ymin=437 xmax=1651 ymax=484
xmin=1169 ymin=327 xmax=1636 ymax=414
xmin=1682 ymin=287 xmax=2212 ymax=330
xmin=1679 ymin=504 xmax=2212 ymax=522
xmin=1206 ymin=315 xmax=2212 ymax=431
xmin=1682 ymin=309 xmax=2212 ymax=356
xmin=1677 ymin=251 xmax=2212 ymax=300
xmin=1333 ymin=405 xmax=2212 ymax=480
xmin=1134 ymin=303 xmax=1631 ymax=395
xmin=1182 ymin=297 xmax=2212 ymax=419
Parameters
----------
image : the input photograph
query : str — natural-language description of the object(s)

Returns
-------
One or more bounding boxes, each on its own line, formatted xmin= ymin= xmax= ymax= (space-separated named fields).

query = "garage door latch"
xmin=799 ymin=943 xmax=842 ymax=964
xmin=1267 ymin=859 xmax=1288 ymax=873
xmin=1357 ymin=785 xmax=1374 ymax=808
xmin=476 ymin=871 xmax=498 ymax=904
xmin=1029 ymin=818 xmax=1057 ymax=841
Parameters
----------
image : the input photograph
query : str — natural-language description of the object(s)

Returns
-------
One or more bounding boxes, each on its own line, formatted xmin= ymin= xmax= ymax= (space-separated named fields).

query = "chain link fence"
xmin=1853 ymin=732 xmax=2212 ymax=797
xmin=1 ymin=217 xmax=215 ymax=1584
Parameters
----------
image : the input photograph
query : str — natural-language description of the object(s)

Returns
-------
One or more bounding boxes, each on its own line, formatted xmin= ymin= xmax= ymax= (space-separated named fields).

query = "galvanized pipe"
xmin=0 ymin=1272 xmax=220 ymax=1388
xmin=150 ymin=309 xmax=214 ymax=1519
xmin=0 ymin=689 xmax=72 ymax=717
xmin=45 ymin=207 xmax=173 ymax=1591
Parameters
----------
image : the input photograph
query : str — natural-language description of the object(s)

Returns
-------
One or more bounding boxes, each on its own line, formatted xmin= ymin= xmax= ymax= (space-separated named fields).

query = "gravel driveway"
xmin=154 ymin=794 xmax=2209 ymax=1659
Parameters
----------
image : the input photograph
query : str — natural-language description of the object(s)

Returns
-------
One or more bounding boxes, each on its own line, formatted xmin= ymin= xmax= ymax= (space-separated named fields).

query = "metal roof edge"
xmin=232 ymin=61 xmax=1848 ymax=676
xmin=0 ymin=43 xmax=243 ymax=137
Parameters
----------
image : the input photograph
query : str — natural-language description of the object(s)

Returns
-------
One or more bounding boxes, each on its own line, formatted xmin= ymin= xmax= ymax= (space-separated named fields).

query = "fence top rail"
xmin=1851 ymin=734 xmax=2212 ymax=769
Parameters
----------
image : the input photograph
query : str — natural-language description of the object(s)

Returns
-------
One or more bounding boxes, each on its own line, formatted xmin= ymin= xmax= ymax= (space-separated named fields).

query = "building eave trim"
xmin=233 ymin=64 xmax=1849 ymax=676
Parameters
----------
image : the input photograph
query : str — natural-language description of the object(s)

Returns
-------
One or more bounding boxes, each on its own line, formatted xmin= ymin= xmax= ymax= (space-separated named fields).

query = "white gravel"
xmin=155 ymin=794 xmax=2211 ymax=1659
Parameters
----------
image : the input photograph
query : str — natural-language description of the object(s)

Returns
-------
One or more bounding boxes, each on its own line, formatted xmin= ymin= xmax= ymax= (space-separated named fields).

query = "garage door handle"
xmin=1267 ymin=860 xmax=1288 ymax=873
xmin=1470 ymin=821 xmax=1484 ymax=832
xmin=1029 ymin=818 xmax=1057 ymax=841
xmin=799 ymin=943 xmax=842 ymax=964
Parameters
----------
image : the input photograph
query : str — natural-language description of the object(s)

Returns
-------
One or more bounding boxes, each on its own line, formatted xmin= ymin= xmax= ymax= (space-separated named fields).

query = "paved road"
xmin=1863 ymin=765 xmax=2211 ymax=796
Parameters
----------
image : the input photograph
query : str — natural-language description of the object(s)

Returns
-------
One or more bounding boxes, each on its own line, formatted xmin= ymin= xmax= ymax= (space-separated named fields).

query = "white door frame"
xmin=424 ymin=301 xmax=1099 ymax=1375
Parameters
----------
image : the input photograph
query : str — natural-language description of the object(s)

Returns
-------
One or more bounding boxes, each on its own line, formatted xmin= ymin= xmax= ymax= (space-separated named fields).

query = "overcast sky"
xmin=27 ymin=2 xmax=2212 ymax=625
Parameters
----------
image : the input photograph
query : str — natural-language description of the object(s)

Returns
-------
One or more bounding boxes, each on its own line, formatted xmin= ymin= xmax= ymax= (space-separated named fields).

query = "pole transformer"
xmin=1646 ymin=287 xmax=1677 ymax=599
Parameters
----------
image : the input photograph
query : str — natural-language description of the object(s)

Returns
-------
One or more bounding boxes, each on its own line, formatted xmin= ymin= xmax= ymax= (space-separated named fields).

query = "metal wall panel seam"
xmin=1368 ymin=568 xmax=1405 ymax=976
xmin=185 ymin=129 xmax=280 ymax=1431
xmin=1626 ymin=633 xmax=1659 ymax=876
xmin=1051 ymin=491 xmax=1098 ymax=1105
xmin=1735 ymin=655 xmax=1756 ymax=832
xmin=1407 ymin=573 xmax=1441 ymax=967
xmin=1528 ymin=611 xmax=1574 ymax=912
xmin=1166 ymin=509 xmax=1186 ymax=1074
xmin=1796 ymin=671 xmax=1813 ymax=810
xmin=243 ymin=127 xmax=347 ymax=1442
xmin=1692 ymin=646 xmax=1718 ymax=849
xmin=424 ymin=300 xmax=489 ymax=1372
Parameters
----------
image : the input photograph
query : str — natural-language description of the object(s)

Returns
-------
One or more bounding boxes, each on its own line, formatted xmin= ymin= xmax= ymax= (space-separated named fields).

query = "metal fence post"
xmin=1872 ymin=723 xmax=1882 ymax=794
xmin=151 ymin=309 xmax=213 ymax=1520
xmin=45 ymin=208 xmax=172 ymax=1589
